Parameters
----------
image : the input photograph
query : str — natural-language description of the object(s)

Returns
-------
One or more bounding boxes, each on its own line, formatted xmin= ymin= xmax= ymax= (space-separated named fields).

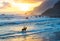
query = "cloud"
xmin=0 ymin=0 xmax=45 ymax=15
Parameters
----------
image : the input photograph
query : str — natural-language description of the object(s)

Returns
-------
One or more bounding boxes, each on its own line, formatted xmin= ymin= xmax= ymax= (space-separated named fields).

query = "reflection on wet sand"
xmin=6 ymin=35 xmax=44 ymax=41
xmin=0 ymin=29 xmax=60 ymax=41
xmin=0 ymin=32 xmax=48 ymax=41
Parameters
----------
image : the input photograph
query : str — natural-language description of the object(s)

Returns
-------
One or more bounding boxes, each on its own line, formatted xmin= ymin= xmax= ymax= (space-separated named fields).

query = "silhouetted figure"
xmin=39 ymin=15 xmax=41 ymax=17
xmin=26 ymin=17 xmax=28 ymax=19
xmin=35 ymin=15 xmax=38 ymax=18
xmin=22 ymin=26 xmax=27 ymax=32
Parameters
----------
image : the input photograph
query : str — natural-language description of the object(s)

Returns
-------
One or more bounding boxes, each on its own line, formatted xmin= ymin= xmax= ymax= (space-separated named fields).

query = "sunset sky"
xmin=0 ymin=0 xmax=45 ymax=15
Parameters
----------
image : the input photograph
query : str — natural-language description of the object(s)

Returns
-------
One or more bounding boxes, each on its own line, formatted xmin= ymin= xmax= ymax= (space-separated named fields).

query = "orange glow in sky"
xmin=0 ymin=0 xmax=45 ymax=15
xmin=11 ymin=2 xmax=42 ymax=12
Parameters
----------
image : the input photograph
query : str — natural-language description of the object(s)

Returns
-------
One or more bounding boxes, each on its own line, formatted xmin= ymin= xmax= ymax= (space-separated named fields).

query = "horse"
xmin=22 ymin=27 xmax=27 ymax=32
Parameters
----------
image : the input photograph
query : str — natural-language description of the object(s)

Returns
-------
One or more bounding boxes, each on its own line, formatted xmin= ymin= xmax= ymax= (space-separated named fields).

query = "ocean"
xmin=0 ymin=17 xmax=60 ymax=41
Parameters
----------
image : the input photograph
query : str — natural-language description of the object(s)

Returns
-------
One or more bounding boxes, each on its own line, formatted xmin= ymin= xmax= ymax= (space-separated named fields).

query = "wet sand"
xmin=0 ymin=31 xmax=60 ymax=41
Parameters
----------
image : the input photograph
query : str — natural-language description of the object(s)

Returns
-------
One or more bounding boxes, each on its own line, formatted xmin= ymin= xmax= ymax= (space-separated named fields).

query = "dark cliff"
xmin=41 ymin=1 xmax=60 ymax=18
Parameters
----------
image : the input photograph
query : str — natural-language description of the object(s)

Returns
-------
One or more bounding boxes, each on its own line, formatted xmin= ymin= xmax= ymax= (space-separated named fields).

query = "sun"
xmin=20 ymin=5 xmax=30 ymax=11
xmin=17 ymin=4 xmax=33 ymax=12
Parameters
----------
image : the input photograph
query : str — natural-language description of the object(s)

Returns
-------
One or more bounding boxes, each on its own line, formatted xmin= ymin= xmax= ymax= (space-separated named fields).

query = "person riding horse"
xmin=22 ymin=26 xmax=27 ymax=32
